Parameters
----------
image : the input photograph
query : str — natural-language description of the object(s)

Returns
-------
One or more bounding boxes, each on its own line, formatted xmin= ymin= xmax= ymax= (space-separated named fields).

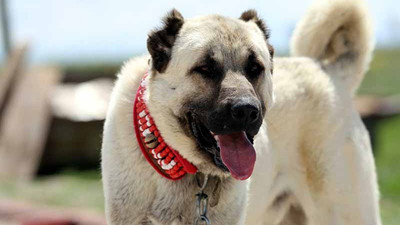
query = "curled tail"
xmin=290 ymin=0 xmax=374 ymax=95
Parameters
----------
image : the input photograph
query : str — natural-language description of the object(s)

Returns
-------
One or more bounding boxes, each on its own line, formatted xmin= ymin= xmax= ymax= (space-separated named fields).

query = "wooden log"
xmin=0 ymin=67 xmax=62 ymax=181
xmin=0 ymin=43 xmax=28 ymax=111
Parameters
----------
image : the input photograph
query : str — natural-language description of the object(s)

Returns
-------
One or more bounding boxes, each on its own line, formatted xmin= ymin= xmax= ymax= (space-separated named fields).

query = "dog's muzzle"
xmin=207 ymin=98 xmax=262 ymax=136
xmin=189 ymin=97 xmax=263 ymax=180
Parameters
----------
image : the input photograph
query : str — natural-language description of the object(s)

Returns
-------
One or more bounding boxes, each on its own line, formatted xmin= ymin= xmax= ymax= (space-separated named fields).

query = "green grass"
xmin=358 ymin=48 xmax=400 ymax=225
xmin=0 ymin=170 xmax=104 ymax=212
xmin=358 ymin=49 xmax=400 ymax=96
xmin=374 ymin=115 xmax=400 ymax=225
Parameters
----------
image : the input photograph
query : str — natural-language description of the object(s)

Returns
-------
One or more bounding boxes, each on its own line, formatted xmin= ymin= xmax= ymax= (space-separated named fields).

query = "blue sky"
xmin=1 ymin=0 xmax=400 ymax=64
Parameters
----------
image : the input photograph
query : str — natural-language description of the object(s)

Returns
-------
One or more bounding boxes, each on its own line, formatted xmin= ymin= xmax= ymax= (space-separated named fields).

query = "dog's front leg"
xmin=103 ymin=164 xmax=157 ymax=224
xmin=102 ymin=141 xmax=158 ymax=225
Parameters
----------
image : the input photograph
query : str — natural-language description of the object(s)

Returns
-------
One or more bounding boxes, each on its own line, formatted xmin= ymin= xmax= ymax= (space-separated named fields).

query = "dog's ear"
xmin=240 ymin=10 xmax=269 ymax=40
xmin=147 ymin=9 xmax=184 ymax=73
xmin=240 ymin=9 xmax=274 ymax=69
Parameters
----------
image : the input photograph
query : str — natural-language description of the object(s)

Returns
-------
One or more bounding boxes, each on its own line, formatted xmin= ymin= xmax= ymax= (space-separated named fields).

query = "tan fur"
xmin=299 ymin=142 xmax=325 ymax=193
xmin=102 ymin=0 xmax=381 ymax=224
xmin=291 ymin=0 xmax=374 ymax=95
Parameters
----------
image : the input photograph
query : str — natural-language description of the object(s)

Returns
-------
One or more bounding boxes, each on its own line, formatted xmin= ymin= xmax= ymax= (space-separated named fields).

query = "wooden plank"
xmin=0 ymin=67 xmax=62 ymax=181
xmin=0 ymin=43 xmax=28 ymax=110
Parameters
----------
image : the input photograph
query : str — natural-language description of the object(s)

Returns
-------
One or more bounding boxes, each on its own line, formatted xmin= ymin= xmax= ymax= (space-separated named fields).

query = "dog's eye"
xmin=193 ymin=64 xmax=221 ymax=79
xmin=191 ymin=55 xmax=223 ymax=80
xmin=194 ymin=65 xmax=210 ymax=75
xmin=246 ymin=62 xmax=264 ymax=78
xmin=245 ymin=52 xmax=265 ymax=79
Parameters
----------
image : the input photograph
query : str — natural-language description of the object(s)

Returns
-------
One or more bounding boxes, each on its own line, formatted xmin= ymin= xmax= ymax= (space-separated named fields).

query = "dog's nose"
xmin=231 ymin=102 xmax=259 ymax=125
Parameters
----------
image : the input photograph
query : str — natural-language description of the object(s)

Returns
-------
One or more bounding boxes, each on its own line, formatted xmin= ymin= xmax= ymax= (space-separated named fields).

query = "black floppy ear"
xmin=240 ymin=10 xmax=270 ymax=40
xmin=240 ymin=9 xmax=274 ymax=70
xmin=147 ymin=9 xmax=184 ymax=73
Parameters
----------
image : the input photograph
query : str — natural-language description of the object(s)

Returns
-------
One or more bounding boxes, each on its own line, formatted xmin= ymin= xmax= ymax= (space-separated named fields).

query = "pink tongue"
xmin=216 ymin=132 xmax=256 ymax=180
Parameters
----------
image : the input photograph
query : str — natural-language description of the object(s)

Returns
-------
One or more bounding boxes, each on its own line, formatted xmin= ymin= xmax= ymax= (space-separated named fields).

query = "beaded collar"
xmin=133 ymin=73 xmax=198 ymax=180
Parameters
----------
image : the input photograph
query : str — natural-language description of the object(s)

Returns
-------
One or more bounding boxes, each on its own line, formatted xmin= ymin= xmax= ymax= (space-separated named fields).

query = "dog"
xmin=101 ymin=0 xmax=382 ymax=224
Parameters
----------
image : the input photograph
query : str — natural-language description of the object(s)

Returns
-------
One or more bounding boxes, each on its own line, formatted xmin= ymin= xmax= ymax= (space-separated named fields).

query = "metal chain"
xmin=194 ymin=173 xmax=211 ymax=225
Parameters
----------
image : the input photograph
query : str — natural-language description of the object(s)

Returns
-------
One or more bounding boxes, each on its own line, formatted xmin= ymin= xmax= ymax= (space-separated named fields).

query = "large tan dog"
xmin=101 ymin=0 xmax=382 ymax=224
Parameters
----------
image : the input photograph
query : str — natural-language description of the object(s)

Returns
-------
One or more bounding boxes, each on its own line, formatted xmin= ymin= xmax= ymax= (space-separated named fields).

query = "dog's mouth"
xmin=188 ymin=113 xmax=256 ymax=180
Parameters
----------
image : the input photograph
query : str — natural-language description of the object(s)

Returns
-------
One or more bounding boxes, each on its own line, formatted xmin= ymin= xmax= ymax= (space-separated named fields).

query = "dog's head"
xmin=146 ymin=9 xmax=274 ymax=180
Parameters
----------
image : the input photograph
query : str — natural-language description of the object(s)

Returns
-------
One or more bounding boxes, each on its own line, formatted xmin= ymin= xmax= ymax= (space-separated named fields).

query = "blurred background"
xmin=0 ymin=0 xmax=399 ymax=224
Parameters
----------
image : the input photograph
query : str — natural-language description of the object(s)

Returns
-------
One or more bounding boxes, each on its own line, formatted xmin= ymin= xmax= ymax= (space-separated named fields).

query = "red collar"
xmin=133 ymin=73 xmax=197 ymax=180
